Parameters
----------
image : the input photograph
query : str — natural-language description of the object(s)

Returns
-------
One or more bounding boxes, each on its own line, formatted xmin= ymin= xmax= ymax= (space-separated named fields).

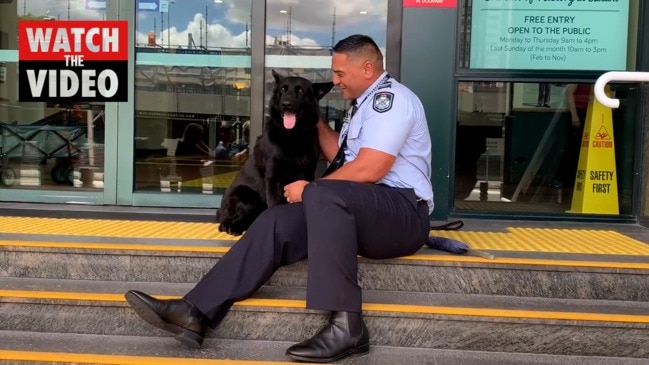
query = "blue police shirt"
xmin=339 ymin=72 xmax=434 ymax=214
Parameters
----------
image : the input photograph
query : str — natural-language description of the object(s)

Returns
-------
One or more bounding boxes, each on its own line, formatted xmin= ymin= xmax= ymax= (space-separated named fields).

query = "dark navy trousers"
xmin=184 ymin=180 xmax=430 ymax=327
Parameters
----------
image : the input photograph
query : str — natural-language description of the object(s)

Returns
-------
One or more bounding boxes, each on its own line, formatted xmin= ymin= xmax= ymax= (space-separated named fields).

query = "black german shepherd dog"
xmin=216 ymin=70 xmax=334 ymax=235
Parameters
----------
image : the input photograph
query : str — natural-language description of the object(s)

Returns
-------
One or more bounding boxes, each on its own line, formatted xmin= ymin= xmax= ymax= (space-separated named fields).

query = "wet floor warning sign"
xmin=568 ymin=86 xmax=619 ymax=215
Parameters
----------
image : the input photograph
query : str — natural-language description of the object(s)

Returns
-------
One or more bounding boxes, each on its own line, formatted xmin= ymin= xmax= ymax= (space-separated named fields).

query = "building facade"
xmin=0 ymin=0 xmax=647 ymax=223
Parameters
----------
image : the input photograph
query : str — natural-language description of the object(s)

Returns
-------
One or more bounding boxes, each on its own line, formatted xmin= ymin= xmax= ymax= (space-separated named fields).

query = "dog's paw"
xmin=218 ymin=218 xmax=245 ymax=236
xmin=217 ymin=186 xmax=265 ymax=237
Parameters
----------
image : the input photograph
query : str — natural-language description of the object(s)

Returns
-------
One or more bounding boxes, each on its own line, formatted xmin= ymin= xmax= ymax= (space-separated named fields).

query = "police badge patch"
xmin=373 ymin=92 xmax=393 ymax=113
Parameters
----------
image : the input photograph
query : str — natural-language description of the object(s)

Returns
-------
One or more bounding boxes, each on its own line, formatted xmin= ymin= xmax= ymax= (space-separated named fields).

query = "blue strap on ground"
xmin=424 ymin=236 xmax=469 ymax=254
xmin=426 ymin=220 xmax=495 ymax=259
xmin=427 ymin=220 xmax=468 ymax=254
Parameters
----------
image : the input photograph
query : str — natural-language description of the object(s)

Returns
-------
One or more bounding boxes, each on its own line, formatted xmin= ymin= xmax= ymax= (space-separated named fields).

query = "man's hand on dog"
xmin=284 ymin=180 xmax=309 ymax=203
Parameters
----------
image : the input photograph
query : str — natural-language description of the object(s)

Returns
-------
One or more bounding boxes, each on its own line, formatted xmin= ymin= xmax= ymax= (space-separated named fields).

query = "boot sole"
xmin=124 ymin=291 xmax=203 ymax=349
xmin=286 ymin=343 xmax=370 ymax=363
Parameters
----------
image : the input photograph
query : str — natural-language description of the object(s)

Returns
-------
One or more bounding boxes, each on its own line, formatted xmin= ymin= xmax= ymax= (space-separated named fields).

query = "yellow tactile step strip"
xmin=0 ymin=240 xmax=230 ymax=254
xmin=2 ymin=290 xmax=649 ymax=325
xmin=4 ymin=240 xmax=649 ymax=270
xmin=2 ymin=216 xmax=649 ymax=255
xmin=0 ymin=350 xmax=301 ymax=365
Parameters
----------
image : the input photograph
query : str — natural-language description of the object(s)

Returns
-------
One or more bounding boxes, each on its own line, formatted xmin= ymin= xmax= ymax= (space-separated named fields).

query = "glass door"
xmin=0 ymin=0 xmax=119 ymax=205
xmin=120 ymin=0 xmax=253 ymax=208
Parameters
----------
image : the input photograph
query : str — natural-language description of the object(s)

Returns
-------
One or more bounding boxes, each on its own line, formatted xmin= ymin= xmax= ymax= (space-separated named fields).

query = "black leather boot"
xmin=285 ymin=311 xmax=369 ymax=363
xmin=125 ymin=290 xmax=207 ymax=348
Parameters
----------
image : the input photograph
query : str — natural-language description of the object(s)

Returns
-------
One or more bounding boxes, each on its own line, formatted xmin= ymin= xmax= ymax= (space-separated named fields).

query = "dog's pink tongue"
xmin=283 ymin=113 xmax=296 ymax=129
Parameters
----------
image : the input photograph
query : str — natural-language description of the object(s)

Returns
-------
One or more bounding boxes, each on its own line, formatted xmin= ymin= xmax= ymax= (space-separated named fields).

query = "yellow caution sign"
xmin=568 ymin=86 xmax=619 ymax=215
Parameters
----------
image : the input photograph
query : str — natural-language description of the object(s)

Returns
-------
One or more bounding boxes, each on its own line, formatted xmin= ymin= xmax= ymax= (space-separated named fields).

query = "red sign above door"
xmin=403 ymin=0 xmax=457 ymax=8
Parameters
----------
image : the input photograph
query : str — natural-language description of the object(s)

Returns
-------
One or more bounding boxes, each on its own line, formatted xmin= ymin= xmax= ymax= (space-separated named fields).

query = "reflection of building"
xmin=132 ymin=43 xmax=346 ymax=193
xmin=135 ymin=63 xmax=251 ymax=119
xmin=134 ymin=45 xmax=343 ymax=124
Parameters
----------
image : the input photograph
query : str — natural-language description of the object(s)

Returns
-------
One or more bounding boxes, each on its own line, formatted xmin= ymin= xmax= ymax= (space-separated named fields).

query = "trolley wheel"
xmin=1 ymin=168 xmax=16 ymax=186
xmin=64 ymin=165 xmax=75 ymax=185
xmin=51 ymin=165 xmax=70 ymax=184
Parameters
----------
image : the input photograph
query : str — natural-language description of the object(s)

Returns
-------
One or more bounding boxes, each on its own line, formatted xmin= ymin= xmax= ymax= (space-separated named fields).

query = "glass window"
xmin=454 ymin=81 xmax=638 ymax=216
xmin=0 ymin=1 xmax=106 ymax=190
xmin=264 ymin=1 xmax=389 ymax=176
xmin=458 ymin=0 xmax=641 ymax=71
xmin=134 ymin=0 xmax=252 ymax=195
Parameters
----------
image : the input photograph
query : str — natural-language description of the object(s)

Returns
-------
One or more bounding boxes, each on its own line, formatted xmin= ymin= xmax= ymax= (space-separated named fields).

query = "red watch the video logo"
xmin=18 ymin=20 xmax=128 ymax=102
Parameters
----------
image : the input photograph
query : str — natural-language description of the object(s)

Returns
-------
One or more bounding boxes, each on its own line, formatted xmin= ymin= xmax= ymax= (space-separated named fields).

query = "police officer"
xmin=124 ymin=34 xmax=434 ymax=363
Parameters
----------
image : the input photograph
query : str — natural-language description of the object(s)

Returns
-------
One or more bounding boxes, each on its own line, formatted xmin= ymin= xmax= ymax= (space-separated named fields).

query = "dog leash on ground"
xmin=429 ymin=220 xmax=464 ymax=231
xmin=426 ymin=220 xmax=495 ymax=260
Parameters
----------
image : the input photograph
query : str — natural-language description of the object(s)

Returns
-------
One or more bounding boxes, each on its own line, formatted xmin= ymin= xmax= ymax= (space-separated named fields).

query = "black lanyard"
xmin=339 ymin=74 xmax=391 ymax=142
xmin=321 ymin=74 xmax=391 ymax=177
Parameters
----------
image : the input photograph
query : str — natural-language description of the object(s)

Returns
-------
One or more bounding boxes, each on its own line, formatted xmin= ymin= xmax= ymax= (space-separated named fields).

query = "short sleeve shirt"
xmin=338 ymin=72 xmax=434 ymax=214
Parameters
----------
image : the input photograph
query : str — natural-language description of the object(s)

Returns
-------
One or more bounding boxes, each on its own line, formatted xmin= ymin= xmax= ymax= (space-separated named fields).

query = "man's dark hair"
xmin=333 ymin=34 xmax=383 ymax=62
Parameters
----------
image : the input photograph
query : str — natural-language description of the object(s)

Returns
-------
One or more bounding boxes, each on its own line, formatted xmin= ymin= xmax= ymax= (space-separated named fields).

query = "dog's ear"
xmin=313 ymin=82 xmax=334 ymax=100
xmin=272 ymin=70 xmax=283 ymax=84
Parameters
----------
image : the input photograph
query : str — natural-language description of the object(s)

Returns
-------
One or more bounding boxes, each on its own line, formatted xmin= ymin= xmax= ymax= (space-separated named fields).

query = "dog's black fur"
xmin=216 ymin=70 xmax=333 ymax=235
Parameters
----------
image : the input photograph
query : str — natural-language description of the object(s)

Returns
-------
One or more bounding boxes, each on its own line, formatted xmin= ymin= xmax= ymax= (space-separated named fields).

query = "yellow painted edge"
xmin=0 ymin=350 xmax=302 ymax=365
xmin=0 ymin=290 xmax=157 ymax=302
xmin=0 ymin=240 xmax=230 ymax=254
xmin=4 ymin=240 xmax=649 ymax=270
xmin=400 ymin=254 xmax=649 ymax=270
xmin=2 ymin=290 xmax=649 ymax=324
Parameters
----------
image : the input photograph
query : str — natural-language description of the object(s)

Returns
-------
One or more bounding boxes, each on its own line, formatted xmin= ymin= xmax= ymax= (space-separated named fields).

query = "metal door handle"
xmin=595 ymin=71 xmax=649 ymax=108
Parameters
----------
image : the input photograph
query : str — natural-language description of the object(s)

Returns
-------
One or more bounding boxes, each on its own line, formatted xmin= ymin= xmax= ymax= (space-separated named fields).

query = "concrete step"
xmin=4 ymin=238 xmax=649 ymax=301
xmin=1 ymin=331 xmax=648 ymax=365
xmin=2 ymin=278 xmax=649 ymax=358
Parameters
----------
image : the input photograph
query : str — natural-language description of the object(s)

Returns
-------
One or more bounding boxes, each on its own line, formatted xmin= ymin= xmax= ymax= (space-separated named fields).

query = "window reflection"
xmin=133 ymin=0 xmax=252 ymax=194
xmin=0 ymin=0 xmax=106 ymax=190
xmin=454 ymin=81 xmax=637 ymax=216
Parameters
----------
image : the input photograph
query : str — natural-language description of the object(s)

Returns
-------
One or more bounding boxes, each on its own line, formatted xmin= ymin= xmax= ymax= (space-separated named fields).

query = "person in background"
xmin=214 ymin=124 xmax=236 ymax=160
xmin=551 ymin=83 xmax=592 ymax=190
xmin=229 ymin=120 xmax=250 ymax=164
xmin=175 ymin=123 xmax=212 ymax=158
xmin=537 ymin=83 xmax=551 ymax=108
